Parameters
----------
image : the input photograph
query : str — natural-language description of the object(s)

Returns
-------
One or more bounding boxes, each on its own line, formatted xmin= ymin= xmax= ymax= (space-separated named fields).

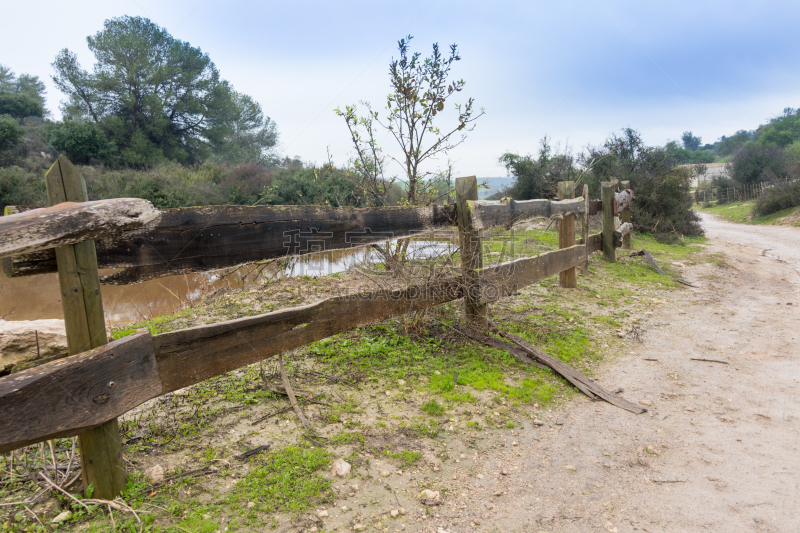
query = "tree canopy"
xmin=0 ymin=65 xmax=47 ymax=119
xmin=52 ymin=16 xmax=277 ymax=167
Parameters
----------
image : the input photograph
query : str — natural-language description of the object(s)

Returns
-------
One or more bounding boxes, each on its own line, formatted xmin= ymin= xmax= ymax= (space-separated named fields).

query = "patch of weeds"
xmin=466 ymin=420 xmax=481 ymax=430
xmin=411 ymin=420 xmax=441 ymax=438
xmin=383 ymin=449 xmax=423 ymax=468
xmin=231 ymin=445 xmax=334 ymax=514
xmin=328 ymin=431 xmax=365 ymax=446
xmin=421 ymin=399 xmax=446 ymax=416
xmin=505 ymin=421 xmax=516 ymax=428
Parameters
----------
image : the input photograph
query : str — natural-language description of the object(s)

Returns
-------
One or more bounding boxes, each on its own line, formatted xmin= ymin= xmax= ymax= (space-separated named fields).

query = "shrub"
xmin=47 ymin=120 xmax=116 ymax=164
xmin=0 ymin=114 xmax=24 ymax=151
xmin=730 ymin=143 xmax=788 ymax=184
xmin=752 ymin=180 xmax=800 ymax=217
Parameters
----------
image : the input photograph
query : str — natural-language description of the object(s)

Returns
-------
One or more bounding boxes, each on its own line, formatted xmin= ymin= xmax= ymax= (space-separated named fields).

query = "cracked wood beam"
xmin=469 ymin=197 xmax=587 ymax=231
xmin=0 ymin=199 xmax=159 ymax=259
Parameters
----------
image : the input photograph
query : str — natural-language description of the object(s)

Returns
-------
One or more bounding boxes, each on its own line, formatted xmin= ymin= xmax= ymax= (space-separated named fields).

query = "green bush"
xmin=47 ymin=120 xmax=116 ymax=164
xmin=0 ymin=93 xmax=44 ymax=119
xmin=752 ymin=181 xmax=800 ymax=217
xmin=0 ymin=114 xmax=24 ymax=151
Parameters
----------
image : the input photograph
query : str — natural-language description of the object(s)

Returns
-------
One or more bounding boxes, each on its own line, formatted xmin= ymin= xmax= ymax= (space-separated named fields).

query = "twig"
xmin=278 ymin=353 xmax=312 ymax=432
xmin=651 ymin=479 xmax=687 ymax=484
xmin=235 ymin=445 xmax=271 ymax=460
xmin=250 ymin=397 xmax=313 ymax=426
xmin=690 ymin=358 xmax=729 ymax=365
xmin=38 ymin=472 xmax=90 ymax=512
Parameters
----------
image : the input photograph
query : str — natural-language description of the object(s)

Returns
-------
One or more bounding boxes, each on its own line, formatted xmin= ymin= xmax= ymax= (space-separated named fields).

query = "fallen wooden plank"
xmin=0 ymin=331 xmax=160 ymax=453
xmin=4 ymin=203 xmax=457 ymax=282
xmin=0 ymin=199 xmax=159 ymax=259
xmin=477 ymin=245 xmax=588 ymax=303
xmin=491 ymin=329 xmax=646 ymax=414
xmin=469 ymin=198 xmax=586 ymax=230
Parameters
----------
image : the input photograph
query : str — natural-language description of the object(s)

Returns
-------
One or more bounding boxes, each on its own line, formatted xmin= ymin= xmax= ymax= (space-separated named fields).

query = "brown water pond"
xmin=0 ymin=239 xmax=454 ymax=326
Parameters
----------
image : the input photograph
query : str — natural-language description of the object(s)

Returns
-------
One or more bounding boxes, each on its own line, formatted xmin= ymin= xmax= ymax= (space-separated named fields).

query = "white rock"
xmin=317 ymin=509 xmax=329 ymax=518
xmin=380 ymin=470 xmax=391 ymax=477
xmin=331 ymin=458 xmax=351 ymax=477
xmin=398 ymin=379 xmax=406 ymax=386
xmin=0 ymin=319 xmax=68 ymax=366
xmin=563 ymin=464 xmax=577 ymax=471
xmin=390 ymin=509 xmax=399 ymax=518
xmin=144 ymin=464 xmax=164 ymax=483
xmin=247 ymin=502 xmax=255 ymax=508
xmin=477 ymin=474 xmax=484 ymax=479
xmin=353 ymin=524 xmax=366 ymax=531
xmin=51 ymin=510 xmax=72 ymax=524
xmin=419 ymin=489 xmax=440 ymax=500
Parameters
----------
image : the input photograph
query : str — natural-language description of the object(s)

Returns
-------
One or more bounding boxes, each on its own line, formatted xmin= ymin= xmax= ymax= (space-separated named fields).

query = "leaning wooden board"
xmin=3 ymin=204 xmax=457 ymax=283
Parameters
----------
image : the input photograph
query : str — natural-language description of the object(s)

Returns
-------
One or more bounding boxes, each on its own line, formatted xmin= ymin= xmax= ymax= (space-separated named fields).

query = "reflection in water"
xmin=0 ymin=238 xmax=453 ymax=326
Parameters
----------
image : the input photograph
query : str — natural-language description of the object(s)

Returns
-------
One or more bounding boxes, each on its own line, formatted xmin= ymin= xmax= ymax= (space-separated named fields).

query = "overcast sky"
xmin=3 ymin=0 xmax=800 ymax=177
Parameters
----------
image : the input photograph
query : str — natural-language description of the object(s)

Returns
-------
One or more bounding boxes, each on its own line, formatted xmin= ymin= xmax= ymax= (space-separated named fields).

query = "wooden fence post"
xmin=620 ymin=180 xmax=632 ymax=250
xmin=45 ymin=155 xmax=126 ymax=499
xmin=581 ymin=184 xmax=589 ymax=275
xmin=601 ymin=181 xmax=616 ymax=263
xmin=557 ymin=181 xmax=577 ymax=288
xmin=455 ymin=176 xmax=488 ymax=329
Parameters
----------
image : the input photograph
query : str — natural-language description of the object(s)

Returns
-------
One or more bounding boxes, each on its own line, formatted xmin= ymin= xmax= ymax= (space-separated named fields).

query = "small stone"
xmin=381 ymin=471 xmax=391 ymax=477
xmin=555 ymin=418 xmax=564 ymax=426
xmin=437 ymin=527 xmax=451 ymax=533
xmin=309 ymin=528 xmax=318 ymax=533
xmin=419 ymin=489 xmax=440 ymax=500
xmin=144 ymin=464 xmax=164 ymax=483
xmin=639 ymin=400 xmax=652 ymax=406
xmin=247 ymin=502 xmax=255 ymax=508
xmin=203 ymin=514 xmax=211 ymax=519
xmin=331 ymin=458 xmax=351 ymax=477
xmin=353 ymin=524 xmax=366 ymax=531
xmin=500 ymin=470 xmax=508 ymax=476
xmin=563 ymin=464 xmax=577 ymax=471
xmin=351 ymin=484 xmax=359 ymax=490
xmin=511 ymin=441 xmax=518 ymax=446
xmin=399 ymin=508 xmax=406 ymax=515
xmin=473 ymin=519 xmax=481 ymax=525
xmin=493 ymin=491 xmax=503 ymax=497
xmin=342 ymin=506 xmax=348 ymax=511
xmin=398 ymin=379 xmax=406 ymax=386
xmin=52 ymin=510 xmax=72 ymax=524
xmin=318 ymin=510 xmax=329 ymax=518
xmin=533 ymin=419 xmax=545 ymax=426
xmin=527 ymin=483 xmax=533 ymax=488
xmin=477 ymin=474 xmax=484 ymax=479
xmin=397 ymin=470 xmax=403 ymax=475
xmin=390 ymin=509 xmax=400 ymax=518
xmin=460 ymin=453 xmax=466 ymax=458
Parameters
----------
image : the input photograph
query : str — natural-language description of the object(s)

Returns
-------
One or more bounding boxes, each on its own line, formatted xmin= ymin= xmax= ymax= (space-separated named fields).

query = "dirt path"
xmin=465 ymin=214 xmax=800 ymax=532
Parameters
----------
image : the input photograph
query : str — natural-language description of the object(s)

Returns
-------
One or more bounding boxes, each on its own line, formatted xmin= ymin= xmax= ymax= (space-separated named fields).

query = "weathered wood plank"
xmin=46 ymin=155 xmax=127 ymax=499
xmin=477 ymin=245 xmax=588 ymax=303
xmin=153 ymin=279 xmax=464 ymax=393
xmin=469 ymin=197 xmax=586 ymax=231
xmin=0 ymin=199 xmax=159 ymax=259
xmin=557 ymin=181 xmax=577 ymax=288
xmin=456 ymin=176 xmax=488 ymax=329
xmin=0 ymin=328 xmax=159 ymax=454
xmin=601 ymin=182 xmax=616 ymax=263
xmin=5 ymin=204 xmax=457 ymax=282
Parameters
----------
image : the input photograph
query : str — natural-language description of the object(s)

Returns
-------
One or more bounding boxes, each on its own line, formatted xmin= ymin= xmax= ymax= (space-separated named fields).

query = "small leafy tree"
xmin=336 ymin=36 xmax=483 ymax=205
xmin=47 ymin=119 xmax=116 ymax=164
xmin=681 ymin=131 xmax=702 ymax=151
xmin=0 ymin=114 xmax=25 ymax=151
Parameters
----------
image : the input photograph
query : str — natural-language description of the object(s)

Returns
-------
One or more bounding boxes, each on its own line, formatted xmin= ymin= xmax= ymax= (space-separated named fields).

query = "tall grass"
xmin=752 ymin=180 xmax=800 ymax=217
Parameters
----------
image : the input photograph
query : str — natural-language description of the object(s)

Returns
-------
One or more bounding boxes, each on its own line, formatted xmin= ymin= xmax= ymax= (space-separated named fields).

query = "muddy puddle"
xmin=0 ymin=238 xmax=454 ymax=325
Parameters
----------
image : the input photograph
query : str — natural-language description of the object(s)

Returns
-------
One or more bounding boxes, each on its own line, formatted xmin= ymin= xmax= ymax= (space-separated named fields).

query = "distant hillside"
xmin=478 ymin=177 xmax=515 ymax=199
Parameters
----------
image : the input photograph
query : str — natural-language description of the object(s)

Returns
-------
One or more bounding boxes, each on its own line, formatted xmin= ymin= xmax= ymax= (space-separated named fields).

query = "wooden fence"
xmin=0 ymin=156 xmax=634 ymax=498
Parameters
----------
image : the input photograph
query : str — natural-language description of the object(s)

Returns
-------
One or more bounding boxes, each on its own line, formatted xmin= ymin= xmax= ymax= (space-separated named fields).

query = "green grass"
xmin=421 ymin=399 xmax=446 ymax=416
xmin=383 ymin=449 xmax=422 ymax=468
xmin=698 ymin=201 xmax=800 ymax=225
xmin=231 ymin=446 xmax=334 ymax=514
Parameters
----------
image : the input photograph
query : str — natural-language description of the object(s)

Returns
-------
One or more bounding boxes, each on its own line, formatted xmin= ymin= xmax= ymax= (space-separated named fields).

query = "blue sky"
xmin=3 ymin=0 xmax=800 ymax=177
